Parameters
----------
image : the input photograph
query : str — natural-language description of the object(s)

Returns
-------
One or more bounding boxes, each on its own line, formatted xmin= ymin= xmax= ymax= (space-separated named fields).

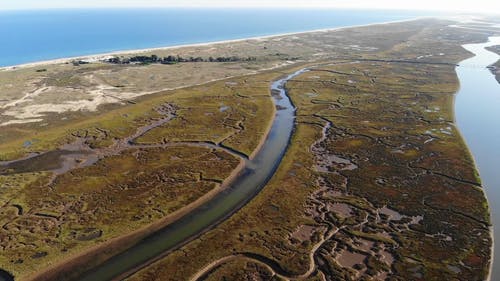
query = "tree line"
xmin=104 ymin=54 xmax=258 ymax=65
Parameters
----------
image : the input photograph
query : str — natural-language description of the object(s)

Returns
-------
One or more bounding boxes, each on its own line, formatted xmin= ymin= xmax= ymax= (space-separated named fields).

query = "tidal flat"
xmin=0 ymin=17 xmax=498 ymax=281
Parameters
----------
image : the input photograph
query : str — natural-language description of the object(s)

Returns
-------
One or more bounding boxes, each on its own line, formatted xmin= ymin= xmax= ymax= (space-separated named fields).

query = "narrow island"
xmin=486 ymin=45 xmax=500 ymax=83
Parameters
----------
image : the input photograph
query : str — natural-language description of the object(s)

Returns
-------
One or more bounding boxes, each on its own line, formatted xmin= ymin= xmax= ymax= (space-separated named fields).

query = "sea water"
xmin=0 ymin=8 xmax=432 ymax=67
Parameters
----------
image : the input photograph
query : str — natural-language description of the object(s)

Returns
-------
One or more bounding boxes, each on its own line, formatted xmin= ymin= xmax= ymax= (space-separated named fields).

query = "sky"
xmin=0 ymin=0 xmax=499 ymax=14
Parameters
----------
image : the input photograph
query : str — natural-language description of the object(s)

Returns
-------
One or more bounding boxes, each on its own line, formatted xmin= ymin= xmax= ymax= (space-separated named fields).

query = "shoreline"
xmin=0 ymin=16 xmax=429 ymax=71
xmin=453 ymin=37 xmax=500 ymax=281
xmin=451 ymin=72 xmax=494 ymax=281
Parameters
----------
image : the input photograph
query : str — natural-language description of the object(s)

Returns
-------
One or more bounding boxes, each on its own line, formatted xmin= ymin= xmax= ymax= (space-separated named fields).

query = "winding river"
xmin=70 ymin=69 xmax=309 ymax=280
xmin=455 ymin=36 xmax=500 ymax=280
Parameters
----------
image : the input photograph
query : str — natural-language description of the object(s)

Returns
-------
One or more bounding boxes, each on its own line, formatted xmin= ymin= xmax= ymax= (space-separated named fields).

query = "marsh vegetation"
xmin=0 ymin=18 xmax=498 ymax=281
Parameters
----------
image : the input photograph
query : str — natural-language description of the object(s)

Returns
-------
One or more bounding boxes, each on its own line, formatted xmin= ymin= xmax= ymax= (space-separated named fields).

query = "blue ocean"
xmin=0 ymin=8 xmax=435 ymax=67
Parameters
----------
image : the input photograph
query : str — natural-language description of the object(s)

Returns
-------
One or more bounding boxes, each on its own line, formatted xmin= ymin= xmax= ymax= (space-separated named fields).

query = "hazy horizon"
xmin=1 ymin=0 xmax=499 ymax=15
